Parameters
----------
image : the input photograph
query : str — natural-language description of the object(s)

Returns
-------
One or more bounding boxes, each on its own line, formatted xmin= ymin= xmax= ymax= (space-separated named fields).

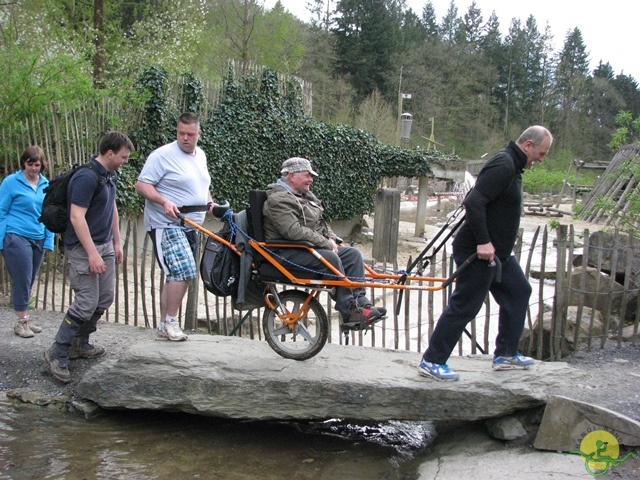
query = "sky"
xmin=264 ymin=0 xmax=640 ymax=81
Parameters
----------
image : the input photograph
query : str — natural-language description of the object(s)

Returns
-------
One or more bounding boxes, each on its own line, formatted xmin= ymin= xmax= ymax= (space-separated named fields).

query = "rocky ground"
xmin=1 ymin=306 xmax=639 ymax=479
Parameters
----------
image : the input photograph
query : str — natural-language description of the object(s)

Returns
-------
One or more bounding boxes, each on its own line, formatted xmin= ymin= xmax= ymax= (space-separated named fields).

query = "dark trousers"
xmin=276 ymin=245 xmax=369 ymax=318
xmin=423 ymin=252 xmax=532 ymax=364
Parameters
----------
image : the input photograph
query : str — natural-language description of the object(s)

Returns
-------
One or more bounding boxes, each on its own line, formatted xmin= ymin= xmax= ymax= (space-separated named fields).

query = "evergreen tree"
xmin=332 ymin=0 xmax=402 ymax=100
xmin=460 ymin=1 xmax=483 ymax=49
xmin=400 ymin=8 xmax=427 ymax=48
xmin=421 ymin=1 xmax=439 ymax=39
xmin=554 ymin=27 xmax=590 ymax=150
xmin=612 ymin=74 xmax=640 ymax=116
xmin=439 ymin=0 xmax=460 ymax=43
xmin=308 ymin=0 xmax=336 ymax=31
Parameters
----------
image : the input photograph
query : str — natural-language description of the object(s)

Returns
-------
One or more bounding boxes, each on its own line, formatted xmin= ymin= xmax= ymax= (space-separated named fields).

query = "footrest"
xmin=340 ymin=315 xmax=387 ymax=332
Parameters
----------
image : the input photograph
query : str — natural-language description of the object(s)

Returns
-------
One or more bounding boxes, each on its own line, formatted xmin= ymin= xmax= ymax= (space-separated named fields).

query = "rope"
xmin=222 ymin=209 xmax=237 ymax=238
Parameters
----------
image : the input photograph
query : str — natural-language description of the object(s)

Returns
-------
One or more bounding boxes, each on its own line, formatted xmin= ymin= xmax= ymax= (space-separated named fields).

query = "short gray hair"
xmin=517 ymin=125 xmax=553 ymax=147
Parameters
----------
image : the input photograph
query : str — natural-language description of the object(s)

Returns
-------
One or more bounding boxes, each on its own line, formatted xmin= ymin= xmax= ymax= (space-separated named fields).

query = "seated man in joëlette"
xmin=262 ymin=157 xmax=386 ymax=327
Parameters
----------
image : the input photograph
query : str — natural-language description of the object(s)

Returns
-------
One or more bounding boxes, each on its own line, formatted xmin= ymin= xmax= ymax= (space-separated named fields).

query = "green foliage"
xmin=133 ymin=67 xmax=174 ymax=157
xmin=541 ymin=147 xmax=574 ymax=172
xmin=609 ymin=110 xmax=640 ymax=148
xmin=333 ymin=0 xmax=402 ymax=100
xmin=116 ymin=162 xmax=146 ymax=216
xmin=125 ymin=66 xmax=438 ymax=220
xmin=522 ymin=168 xmax=567 ymax=195
xmin=3 ymin=0 xmax=640 ymax=165
xmin=0 ymin=45 xmax=95 ymax=129
xmin=107 ymin=0 xmax=207 ymax=83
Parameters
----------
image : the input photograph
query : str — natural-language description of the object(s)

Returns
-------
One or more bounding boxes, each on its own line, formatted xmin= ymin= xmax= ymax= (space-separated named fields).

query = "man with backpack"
xmin=44 ymin=131 xmax=134 ymax=383
xmin=135 ymin=112 xmax=214 ymax=341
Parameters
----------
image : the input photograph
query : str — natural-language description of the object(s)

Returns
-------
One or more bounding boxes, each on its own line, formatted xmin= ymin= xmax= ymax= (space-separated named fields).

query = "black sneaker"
xmin=344 ymin=303 xmax=387 ymax=329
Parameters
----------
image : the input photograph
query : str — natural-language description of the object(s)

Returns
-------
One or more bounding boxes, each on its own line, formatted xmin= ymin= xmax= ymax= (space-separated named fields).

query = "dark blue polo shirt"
xmin=64 ymin=156 xmax=117 ymax=249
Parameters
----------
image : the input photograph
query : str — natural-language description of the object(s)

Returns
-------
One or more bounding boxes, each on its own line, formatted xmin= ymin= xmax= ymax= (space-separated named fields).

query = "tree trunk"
xmin=93 ymin=0 xmax=105 ymax=89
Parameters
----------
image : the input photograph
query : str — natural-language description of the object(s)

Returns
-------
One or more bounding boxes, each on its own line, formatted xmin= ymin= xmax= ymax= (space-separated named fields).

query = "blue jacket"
xmin=0 ymin=170 xmax=55 ymax=251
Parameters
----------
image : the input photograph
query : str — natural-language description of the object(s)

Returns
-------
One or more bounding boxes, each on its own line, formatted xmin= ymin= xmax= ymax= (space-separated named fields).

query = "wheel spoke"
xmin=272 ymin=325 xmax=291 ymax=336
xmin=293 ymin=322 xmax=314 ymax=342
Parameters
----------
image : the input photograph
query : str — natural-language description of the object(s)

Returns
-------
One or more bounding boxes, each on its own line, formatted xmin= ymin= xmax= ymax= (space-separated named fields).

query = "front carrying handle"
xmin=178 ymin=201 xmax=231 ymax=219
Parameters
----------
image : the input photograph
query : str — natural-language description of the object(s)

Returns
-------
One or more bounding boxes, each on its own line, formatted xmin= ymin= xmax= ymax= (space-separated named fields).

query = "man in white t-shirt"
xmin=135 ymin=112 xmax=214 ymax=341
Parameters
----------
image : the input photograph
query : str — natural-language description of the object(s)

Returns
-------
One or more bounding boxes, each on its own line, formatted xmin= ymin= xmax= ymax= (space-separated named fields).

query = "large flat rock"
xmin=535 ymin=395 xmax=640 ymax=450
xmin=77 ymin=335 xmax=587 ymax=422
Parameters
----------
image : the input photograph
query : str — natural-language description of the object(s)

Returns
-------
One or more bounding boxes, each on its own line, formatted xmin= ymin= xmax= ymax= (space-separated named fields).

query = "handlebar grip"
xmin=212 ymin=202 xmax=231 ymax=219
xmin=441 ymin=253 xmax=502 ymax=289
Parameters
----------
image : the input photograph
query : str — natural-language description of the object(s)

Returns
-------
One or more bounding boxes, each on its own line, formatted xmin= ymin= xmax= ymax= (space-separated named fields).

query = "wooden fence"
xmin=1 ymin=220 xmax=637 ymax=359
xmin=0 ymin=61 xmax=312 ymax=177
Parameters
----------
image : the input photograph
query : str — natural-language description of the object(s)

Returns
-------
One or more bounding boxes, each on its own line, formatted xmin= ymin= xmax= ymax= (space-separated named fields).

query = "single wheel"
xmin=262 ymin=289 xmax=329 ymax=361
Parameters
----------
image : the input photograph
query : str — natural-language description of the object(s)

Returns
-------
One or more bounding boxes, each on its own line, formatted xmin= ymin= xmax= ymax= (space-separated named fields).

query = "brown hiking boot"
xmin=44 ymin=348 xmax=71 ymax=383
xmin=68 ymin=338 xmax=107 ymax=359
xmin=26 ymin=319 xmax=42 ymax=333
xmin=14 ymin=319 xmax=34 ymax=338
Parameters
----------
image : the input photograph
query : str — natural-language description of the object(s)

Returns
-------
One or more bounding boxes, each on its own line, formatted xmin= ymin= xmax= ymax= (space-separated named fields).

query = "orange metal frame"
xmin=181 ymin=216 xmax=451 ymax=293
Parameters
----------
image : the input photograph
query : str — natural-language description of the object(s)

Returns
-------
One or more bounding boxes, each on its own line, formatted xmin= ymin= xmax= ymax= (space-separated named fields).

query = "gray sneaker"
xmin=44 ymin=348 xmax=71 ymax=383
xmin=492 ymin=353 xmax=535 ymax=370
xmin=68 ymin=338 xmax=107 ymax=359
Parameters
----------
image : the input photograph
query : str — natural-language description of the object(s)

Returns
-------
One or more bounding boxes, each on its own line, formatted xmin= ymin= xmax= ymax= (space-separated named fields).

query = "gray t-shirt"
xmin=138 ymin=141 xmax=211 ymax=230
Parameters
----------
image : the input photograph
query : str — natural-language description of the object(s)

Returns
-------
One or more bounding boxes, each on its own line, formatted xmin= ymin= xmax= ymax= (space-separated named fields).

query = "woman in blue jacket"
xmin=0 ymin=146 xmax=55 ymax=337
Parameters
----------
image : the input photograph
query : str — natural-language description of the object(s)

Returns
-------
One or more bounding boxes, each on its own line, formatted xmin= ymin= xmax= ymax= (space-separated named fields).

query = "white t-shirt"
xmin=138 ymin=141 xmax=211 ymax=230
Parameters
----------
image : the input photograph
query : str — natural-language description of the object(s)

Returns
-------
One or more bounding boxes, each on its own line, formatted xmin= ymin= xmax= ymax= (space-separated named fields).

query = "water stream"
xmin=0 ymin=397 xmax=435 ymax=479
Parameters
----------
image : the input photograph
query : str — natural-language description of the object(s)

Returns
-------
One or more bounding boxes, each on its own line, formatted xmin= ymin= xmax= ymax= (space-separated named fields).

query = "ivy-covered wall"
xmin=120 ymin=66 xmax=458 ymax=220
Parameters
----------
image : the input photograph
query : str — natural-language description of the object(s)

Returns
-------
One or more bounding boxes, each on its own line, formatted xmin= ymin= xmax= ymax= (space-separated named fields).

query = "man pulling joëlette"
xmin=135 ymin=112 xmax=214 ymax=342
xmin=419 ymin=125 xmax=553 ymax=381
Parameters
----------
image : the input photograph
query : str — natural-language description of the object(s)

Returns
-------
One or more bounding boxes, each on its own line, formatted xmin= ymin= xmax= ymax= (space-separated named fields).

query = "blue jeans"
xmin=423 ymin=252 xmax=532 ymax=364
xmin=1 ymin=233 xmax=45 ymax=311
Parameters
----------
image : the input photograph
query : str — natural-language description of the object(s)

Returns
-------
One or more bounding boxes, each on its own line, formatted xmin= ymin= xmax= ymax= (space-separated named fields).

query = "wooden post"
xmin=551 ymin=225 xmax=567 ymax=360
xmin=414 ymin=176 xmax=430 ymax=237
xmin=372 ymin=188 xmax=400 ymax=263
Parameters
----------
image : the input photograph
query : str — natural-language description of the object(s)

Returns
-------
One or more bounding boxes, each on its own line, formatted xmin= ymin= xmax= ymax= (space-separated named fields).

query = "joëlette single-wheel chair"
xmin=178 ymin=190 xmax=499 ymax=361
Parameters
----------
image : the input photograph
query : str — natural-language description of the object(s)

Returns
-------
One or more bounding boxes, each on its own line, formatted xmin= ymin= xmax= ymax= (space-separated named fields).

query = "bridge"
xmin=78 ymin=334 xmax=585 ymax=422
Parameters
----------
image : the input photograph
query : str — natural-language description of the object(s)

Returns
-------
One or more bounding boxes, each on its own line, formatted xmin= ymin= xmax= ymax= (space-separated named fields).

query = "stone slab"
xmin=77 ymin=335 xmax=587 ymax=422
xmin=535 ymin=395 xmax=640 ymax=451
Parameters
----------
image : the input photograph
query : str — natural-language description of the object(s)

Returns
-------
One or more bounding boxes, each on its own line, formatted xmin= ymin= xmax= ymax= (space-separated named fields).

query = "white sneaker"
xmin=157 ymin=322 xmax=167 ymax=339
xmin=163 ymin=321 xmax=188 ymax=342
